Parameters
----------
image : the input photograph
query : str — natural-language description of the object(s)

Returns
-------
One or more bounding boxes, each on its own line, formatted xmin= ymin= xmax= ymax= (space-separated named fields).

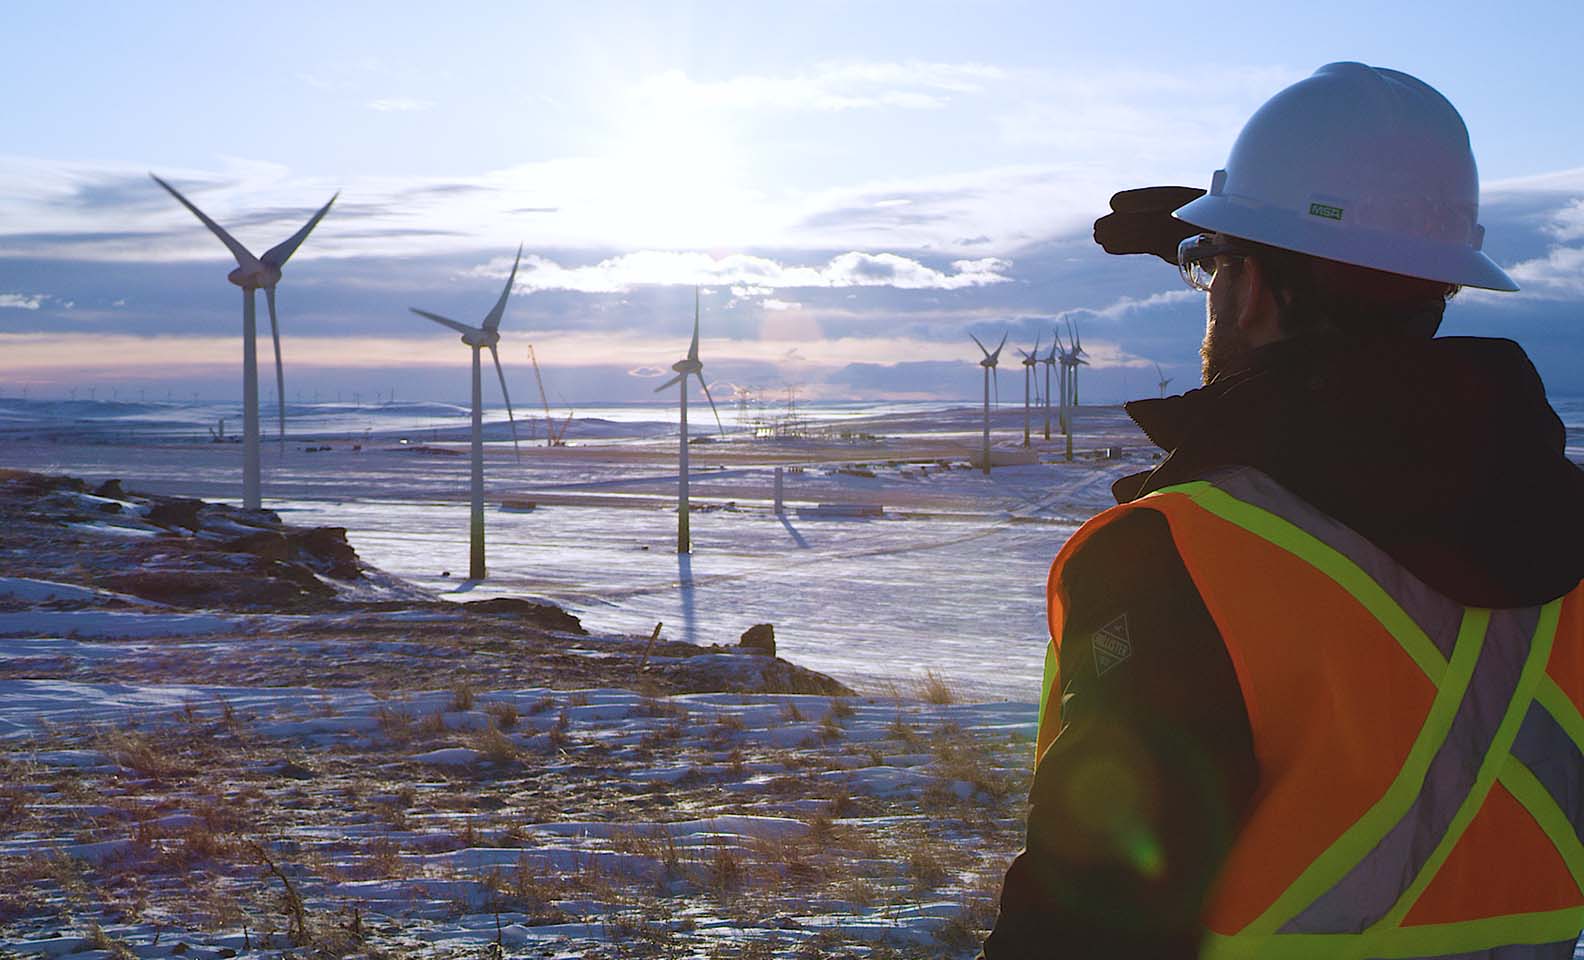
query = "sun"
xmin=586 ymin=70 xmax=773 ymax=251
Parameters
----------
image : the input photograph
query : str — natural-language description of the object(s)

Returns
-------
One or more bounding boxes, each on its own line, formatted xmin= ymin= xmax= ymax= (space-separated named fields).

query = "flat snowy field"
xmin=2 ymin=401 xmax=1157 ymax=701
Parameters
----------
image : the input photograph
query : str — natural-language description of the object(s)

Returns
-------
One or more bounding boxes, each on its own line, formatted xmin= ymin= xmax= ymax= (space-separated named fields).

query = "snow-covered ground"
xmin=0 ymin=399 xmax=1164 ymax=701
xmin=0 ymin=582 xmax=1033 ymax=958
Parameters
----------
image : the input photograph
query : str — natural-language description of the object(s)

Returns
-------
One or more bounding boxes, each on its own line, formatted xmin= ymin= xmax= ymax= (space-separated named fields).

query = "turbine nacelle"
xmin=971 ymin=331 xmax=1008 ymax=369
xmin=461 ymin=327 xmax=501 ymax=350
xmin=226 ymin=263 xmax=282 ymax=290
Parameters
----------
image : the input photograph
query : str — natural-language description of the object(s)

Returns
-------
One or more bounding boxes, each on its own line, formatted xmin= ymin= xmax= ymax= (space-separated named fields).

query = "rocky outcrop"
xmin=738 ymin=623 xmax=776 ymax=656
xmin=463 ymin=597 xmax=587 ymax=635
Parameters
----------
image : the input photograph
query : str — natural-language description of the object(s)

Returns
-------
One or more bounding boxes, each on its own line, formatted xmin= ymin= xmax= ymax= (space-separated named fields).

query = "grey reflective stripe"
xmin=1512 ymin=703 xmax=1584 ymax=848
xmin=1203 ymin=467 xmax=1466 ymax=658
xmin=1368 ymin=940 xmax=1579 ymax=960
xmin=1283 ymin=607 xmax=1542 ymax=934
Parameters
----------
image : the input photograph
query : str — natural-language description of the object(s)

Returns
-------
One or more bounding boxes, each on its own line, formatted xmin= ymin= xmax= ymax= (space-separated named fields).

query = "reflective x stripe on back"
xmin=1147 ymin=470 xmax=1584 ymax=960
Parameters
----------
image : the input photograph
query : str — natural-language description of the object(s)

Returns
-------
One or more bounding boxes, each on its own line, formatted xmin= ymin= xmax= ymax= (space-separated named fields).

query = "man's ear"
xmin=1234 ymin=256 xmax=1284 ymax=345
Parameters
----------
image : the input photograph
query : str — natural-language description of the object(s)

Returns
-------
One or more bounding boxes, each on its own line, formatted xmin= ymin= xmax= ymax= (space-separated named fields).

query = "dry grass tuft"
xmin=374 ymin=705 xmax=415 ymax=744
xmin=484 ymin=700 xmax=519 ymax=730
xmin=99 ymin=728 xmax=189 ymax=778
xmin=918 ymin=669 xmax=958 ymax=705
xmin=905 ymin=843 xmax=950 ymax=890
xmin=473 ymin=725 xmax=520 ymax=766
xmin=450 ymin=682 xmax=476 ymax=712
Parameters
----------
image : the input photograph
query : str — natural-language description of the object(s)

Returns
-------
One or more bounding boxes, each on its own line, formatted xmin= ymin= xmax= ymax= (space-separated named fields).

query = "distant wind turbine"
xmin=1066 ymin=316 xmax=1088 ymax=407
xmin=656 ymin=288 xmax=725 ymax=554
xmin=151 ymin=174 xmax=338 ymax=509
xmin=1041 ymin=334 xmax=1060 ymax=440
xmin=409 ymin=245 xmax=525 ymax=580
xmin=1057 ymin=319 xmax=1088 ymax=462
xmin=1016 ymin=334 xmax=1041 ymax=448
xmin=971 ymin=332 xmax=1007 ymax=476
xmin=1155 ymin=362 xmax=1173 ymax=398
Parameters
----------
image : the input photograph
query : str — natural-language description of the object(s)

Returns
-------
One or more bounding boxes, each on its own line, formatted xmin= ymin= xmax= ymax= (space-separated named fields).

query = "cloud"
xmin=1475 ymin=179 xmax=1584 ymax=302
xmin=478 ymin=250 xmax=1014 ymax=293
xmin=1075 ymin=289 xmax=1200 ymax=320
xmin=367 ymin=97 xmax=433 ymax=112
xmin=0 ymin=293 xmax=45 ymax=310
xmin=1504 ymin=245 xmax=1584 ymax=299
xmin=634 ymin=61 xmax=1004 ymax=114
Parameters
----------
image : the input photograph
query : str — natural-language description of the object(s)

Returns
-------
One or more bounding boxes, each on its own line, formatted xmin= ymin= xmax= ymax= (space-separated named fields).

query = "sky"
xmin=3 ymin=0 xmax=1583 ymax=406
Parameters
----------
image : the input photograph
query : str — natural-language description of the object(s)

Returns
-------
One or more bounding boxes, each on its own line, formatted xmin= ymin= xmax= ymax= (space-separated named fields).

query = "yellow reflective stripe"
xmin=1500 ymin=759 xmax=1584 ymax=895
xmin=1201 ymin=906 xmax=1584 ymax=960
xmin=1535 ymin=676 xmax=1584 ymax=755
xmin=1153 ymin=482 xmax=1448 ymax=680
xmin=1034 ymin=640 xmax=1059 ymax=767
xmin=1373 ymin=600 xmax=1562 ymax=929
xmin=1240 ymin=608 xmax=1487 ymax=935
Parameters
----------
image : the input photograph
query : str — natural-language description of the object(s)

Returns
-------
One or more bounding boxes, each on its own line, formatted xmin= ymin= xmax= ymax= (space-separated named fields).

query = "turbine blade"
xmin=482 ymin=244 xmax=523 ymax=331
xmin=687 ymin=287 xmax=701 ymax=362
xmin=988 ymin=332 xmax=1008 ymax=364
xmin=489 ymin=343 xmax=521 ymax=462
xmin=150 ymin=173 xmax=260 ymax=270
xmin=410 ymin=308 xmax=477 ymax=337
xmin=655 ymin=373 xmax=685 ymax=393
xmin=695 ymin=372 xmax=725 ymax=436
xmin=260 ymin=191 xmax=339 ymax=268
xmin=265 ymin=286 xmax=286 ymax=458
xmin=970 ymin=333 xmax=990 ymax=357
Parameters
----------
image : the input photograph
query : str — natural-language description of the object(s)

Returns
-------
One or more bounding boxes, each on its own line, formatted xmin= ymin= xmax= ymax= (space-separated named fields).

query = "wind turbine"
xmin=151 ymin=174 xmax=337 ymax=510
xmin=1155 ymin=363 xmax=1173 ymax=398
xmin=1041 ymin=334 xmax=1060 ymax=440
xmin=1066 ymin=316 xmax=1088 ymax=407
xmin=409 ymin=246 xmax=524 ymax=581
xmin=1016 ymin=335 xmax=1041 ymax=448
xmin=656 ymin=288 xmax=725 ymax=554
xmin=1058 ymin=320 xmax=1088 ymax=463
xmin=971 ymin=332 xmax=1007 ymax=476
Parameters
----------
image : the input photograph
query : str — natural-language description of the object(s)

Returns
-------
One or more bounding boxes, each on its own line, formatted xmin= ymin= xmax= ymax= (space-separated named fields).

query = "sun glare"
xmin=587 ymin=70 xmax=774 ymax=251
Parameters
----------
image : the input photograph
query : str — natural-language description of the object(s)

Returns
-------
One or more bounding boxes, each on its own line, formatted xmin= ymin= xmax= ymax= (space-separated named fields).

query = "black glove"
xmin=1093 ymin=186 xmax=1206 ymax=264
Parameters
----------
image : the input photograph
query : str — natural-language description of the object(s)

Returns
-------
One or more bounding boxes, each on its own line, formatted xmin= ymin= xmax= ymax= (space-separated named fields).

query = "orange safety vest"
xmin=1034 ymin=467 xmax=1584 ymax=959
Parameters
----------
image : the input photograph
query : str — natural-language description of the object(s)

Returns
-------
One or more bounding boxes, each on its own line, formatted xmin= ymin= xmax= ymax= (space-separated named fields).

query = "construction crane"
xmin=527 ymin=345 xmax=569 ymax=447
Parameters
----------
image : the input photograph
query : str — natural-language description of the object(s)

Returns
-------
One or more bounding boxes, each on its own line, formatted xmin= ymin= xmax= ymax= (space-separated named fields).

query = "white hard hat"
xmin=1173 ymin=62 xmax=1517 ymax=291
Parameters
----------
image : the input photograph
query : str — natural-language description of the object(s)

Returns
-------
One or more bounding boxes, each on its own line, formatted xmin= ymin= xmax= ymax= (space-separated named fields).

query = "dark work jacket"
xmin=983 ymin=334 xmax=1584 ymax=958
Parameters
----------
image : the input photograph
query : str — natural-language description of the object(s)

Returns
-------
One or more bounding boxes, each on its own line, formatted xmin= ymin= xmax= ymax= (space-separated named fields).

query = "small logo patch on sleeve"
xmin=1308 ymin=202 xmax=1344 ymax=221
xmin=1092 ymin=613 xmax=1133 ymax=677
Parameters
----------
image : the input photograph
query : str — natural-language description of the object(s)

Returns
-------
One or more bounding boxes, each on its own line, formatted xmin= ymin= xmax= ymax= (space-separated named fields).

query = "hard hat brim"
xmin=1172 ymin=193 xmax=1518 ymax=292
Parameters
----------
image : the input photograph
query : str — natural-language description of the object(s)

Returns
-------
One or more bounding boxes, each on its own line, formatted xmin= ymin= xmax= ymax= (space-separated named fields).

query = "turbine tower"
xmin=971 ymin=332 xmax=1007 ymax=476
xmin=1057 ymin=321 xmax=1088 ymax=463
xmin=409 ymin=246 xmax=524 ymax=581
xmin=1016 ymin=335 xmax=1041 ymax=448
xmin=656 ymin=288 xmax=725 ymax=554
xmin=1156 ymin=362 xmax=1174 ymax=398
xmin=151 ymin=174 xmax=337 ymax=510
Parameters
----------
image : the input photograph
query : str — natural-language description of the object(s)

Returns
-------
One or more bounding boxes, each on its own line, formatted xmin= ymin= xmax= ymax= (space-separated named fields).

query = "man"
xmin=984 ymin=63 xmax=1584 ymax=958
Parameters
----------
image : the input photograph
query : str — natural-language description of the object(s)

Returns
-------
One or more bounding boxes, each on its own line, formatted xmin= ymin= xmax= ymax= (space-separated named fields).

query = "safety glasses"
xmin=1177 ymin=233 xmax=1248 ymax=292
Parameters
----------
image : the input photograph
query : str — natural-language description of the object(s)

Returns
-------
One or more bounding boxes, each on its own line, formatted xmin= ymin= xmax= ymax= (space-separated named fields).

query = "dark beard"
xmin=1200 ymin=290 xmax=1253 ymax=383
